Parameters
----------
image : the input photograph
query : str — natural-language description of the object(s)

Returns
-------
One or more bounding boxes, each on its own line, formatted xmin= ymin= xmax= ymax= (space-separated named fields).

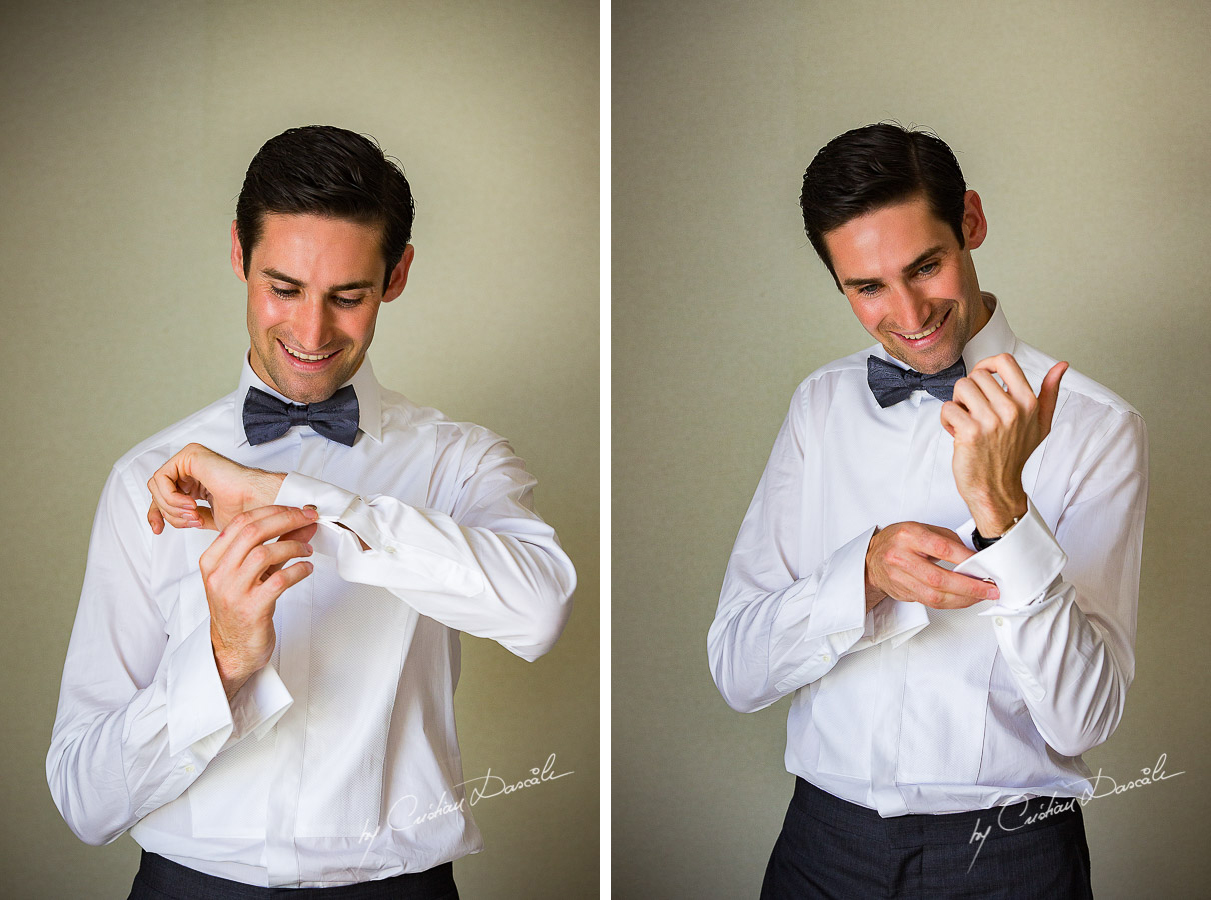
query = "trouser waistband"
xmin=792 ymin=776 xmax=1083 ymax=847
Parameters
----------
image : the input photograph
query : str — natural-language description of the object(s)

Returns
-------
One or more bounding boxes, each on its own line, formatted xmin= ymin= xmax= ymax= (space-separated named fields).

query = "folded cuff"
xmin=954 ymin=500 xmax=1067 ymax=616
xmin=229 ymin=664 xmax=294 ymax=744
xmin=165 ymin=618 xmax=234 ymax=757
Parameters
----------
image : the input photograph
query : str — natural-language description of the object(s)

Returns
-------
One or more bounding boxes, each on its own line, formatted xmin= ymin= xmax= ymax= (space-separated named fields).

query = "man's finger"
xmin=194 ymin=505 xmax=217 ymax=530
xmin=918 ymin=583 xmax=1000 ymax=609
xmin=148 ymin=504 xmax=165 ymax=535
xmin=200 ymin=505 xmax=313 ymax=571
xmin=280 ymin=522 xmax=320 ymax=545
xmin=243 ymin=539 xmax=313 ymax=585
xmin=916 ymin=524 xmax=976 ymax=566
xmin=256 ymin=560 xmax=315 ymax=603
xmin=148 ymin=498 xmax=199 ymax=531
xmin=971 ymin=352 xmax=1033 ymax=407
xmin=1037 ymin=361 xmax=1068 ymax=436
xmin=150 ymin=468 xmax=196 ymax=510
xmin=219 ymin=507 xmax=320 ymax=567
xmin=902 ymin=557 xmax=1000 ymax=606
xmin=950 ymin=379 xmax=1003 ymax=431
xmin=966 ymin=369 xmax=1019 ymax=423
xmin=939 ymin=401 xmax=973 ymax=439
xmin=149 ymin=469 xmax=204 ymax=529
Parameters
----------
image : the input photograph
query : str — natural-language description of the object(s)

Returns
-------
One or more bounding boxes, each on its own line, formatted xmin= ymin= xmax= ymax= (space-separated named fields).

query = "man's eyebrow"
xmin=262 ymin=267 xmax=303 ymax=286
xmin=327 ymin=279 xmax=377 ymax=292
xmin=260 ymin=268 xmax=376 ymax=293
xmin=840 ymin=246 xmax=946 ymax=288
xmin=902 ymin=246 xmax=945 ymax=274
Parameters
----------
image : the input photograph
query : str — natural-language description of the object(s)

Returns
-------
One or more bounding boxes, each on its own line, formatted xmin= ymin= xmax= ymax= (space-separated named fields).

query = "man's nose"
xmin=891 ymin=283 xmax=932 ymax=332
xmin=294 ymin=296 xmax=332 ymax=350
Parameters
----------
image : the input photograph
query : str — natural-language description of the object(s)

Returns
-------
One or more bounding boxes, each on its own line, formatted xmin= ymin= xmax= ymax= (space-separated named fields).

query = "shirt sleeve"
xmin=955 ymin=409 xmax=1148 ymax=757
xmin=274 ymin=432 xmax=575 ymax=663
xmin=46 ymin=463 xmax=292 ymax=846
xmin=707 ymin=387 xmax=930 ymax=713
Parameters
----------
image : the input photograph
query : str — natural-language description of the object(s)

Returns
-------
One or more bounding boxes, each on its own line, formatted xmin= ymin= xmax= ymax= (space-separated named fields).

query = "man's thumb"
xmin=1038 ymin=361 xmax=1068 ymax=435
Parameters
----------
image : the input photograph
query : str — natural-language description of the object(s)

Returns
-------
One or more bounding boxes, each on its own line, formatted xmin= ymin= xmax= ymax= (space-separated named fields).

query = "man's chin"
xmin=885 ymin=345 xmax=963 ymax=376
xmin=284 ymin=383 xmax=342 ymax=405
xmin=266 ymin=370 xmax=344 ymax=405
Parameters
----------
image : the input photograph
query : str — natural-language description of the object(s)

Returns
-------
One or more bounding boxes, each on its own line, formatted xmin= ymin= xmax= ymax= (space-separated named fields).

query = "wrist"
xmin=246 ymin=469 xmax=287 ymax=508
xmin=864 ymin=529 xmax=885 ymax=611
xmin=211 ymin=627 xmax=258 ymax=701
xmin=212 ymin=648 xmax=250 ymax=702
xmin=969 ymin=490 xmax=1027 ymax=538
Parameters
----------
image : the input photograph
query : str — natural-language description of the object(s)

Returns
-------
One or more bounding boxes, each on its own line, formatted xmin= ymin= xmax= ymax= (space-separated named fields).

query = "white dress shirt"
xmin=47 ymin=356 xmax=575 ymax=886
xmin=708 ymin=295 xmax=1147 ymax=816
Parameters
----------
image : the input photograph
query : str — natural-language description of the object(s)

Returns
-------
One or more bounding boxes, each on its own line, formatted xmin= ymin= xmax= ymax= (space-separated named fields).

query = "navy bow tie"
xmin=242 ymin=385 xmax=360 ymax=446
xmin=866 ymin=356 xmax=966 ymax=408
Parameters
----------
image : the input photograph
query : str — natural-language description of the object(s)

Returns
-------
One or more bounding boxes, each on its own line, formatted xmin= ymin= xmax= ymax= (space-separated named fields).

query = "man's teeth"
xmin=901 ymin=321 xmax=942 ymax=341
xmin=284 ymin=345 xmax=334 ymax=361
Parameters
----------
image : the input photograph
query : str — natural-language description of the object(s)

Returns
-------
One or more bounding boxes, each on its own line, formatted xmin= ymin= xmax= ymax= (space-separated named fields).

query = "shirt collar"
xmin=960 ymin=292 xmax=1017 ymax=371
xmin=233 ymin=353 xmax=384 ymax=446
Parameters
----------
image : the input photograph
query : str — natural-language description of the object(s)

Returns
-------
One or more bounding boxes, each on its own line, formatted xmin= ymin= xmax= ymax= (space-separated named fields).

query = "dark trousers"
xmin=760 ymin=778 xmax=1093 ymax=899
xmin=127 ymin=852 xmax=459 ymax=900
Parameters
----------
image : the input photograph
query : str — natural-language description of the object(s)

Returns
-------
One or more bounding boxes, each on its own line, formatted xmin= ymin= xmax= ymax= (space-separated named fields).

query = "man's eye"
xmin=269 ymin=285 xmax=299 ymax=298
xmin=334 ymin=296 xmax=364 ymax=308
xmin=857 ymin=284 xmax=881 ymax=296
xmin=917 ymin=262 xmax=939 ymax=276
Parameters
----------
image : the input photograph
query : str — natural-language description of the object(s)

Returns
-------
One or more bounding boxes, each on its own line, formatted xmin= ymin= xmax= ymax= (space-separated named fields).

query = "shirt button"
xmin=994 ymin=617 xmax=1005 ymax=626
xmin=184 ymin=765 xmax=195 ymax=773
xmin=385 ymin=545 xmax=396 ymax=554
xmin=821 ymin=654 xmax=831 ymax=663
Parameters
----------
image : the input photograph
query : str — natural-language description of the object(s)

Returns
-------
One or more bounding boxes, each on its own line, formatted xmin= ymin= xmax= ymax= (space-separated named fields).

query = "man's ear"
xmin=962 ymin=190 xmax=988 ymax=251
xmin=381 ymin=244 xmax=415 ymax=303
xmin=230 ymin=220 xmax=248 ymax=282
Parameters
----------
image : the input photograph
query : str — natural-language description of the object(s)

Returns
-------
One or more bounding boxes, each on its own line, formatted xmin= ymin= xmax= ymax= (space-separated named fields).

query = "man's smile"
xmin=278 ymin=339 xmax=342 ymax=368
xmin=891 ymin=308 xmax=951 ymax=349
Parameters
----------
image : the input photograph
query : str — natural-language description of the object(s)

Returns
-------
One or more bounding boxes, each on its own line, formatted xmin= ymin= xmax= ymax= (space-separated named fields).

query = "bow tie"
xmin=242 ymin=385 xmax=360 ymax=446
xmin=866 ymin=356 xmax=966 ymax=408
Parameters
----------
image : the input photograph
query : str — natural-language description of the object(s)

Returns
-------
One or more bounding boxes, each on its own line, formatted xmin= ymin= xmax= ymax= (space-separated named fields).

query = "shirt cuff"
xmin=275 ymin=472 xmax=365 ymax=556
xmin=868 ymin=597 xmax=931 ymax=649
xmin=165 ymin=618 xmax=235 ymax=758
xmin=800 ymin=526 xmax=875 ymax=649
xmin=954 ymin=499 xmax=1067 ymax=616
xmin=275 ymin=471 xmax=484 ymax=596
xmin=817 ymin=526 xmax=932 ymax=653
xmin=228 ymin=664 xmax=294 ymax=745
xmin=770 ymin=528 xmax=874 ymax=692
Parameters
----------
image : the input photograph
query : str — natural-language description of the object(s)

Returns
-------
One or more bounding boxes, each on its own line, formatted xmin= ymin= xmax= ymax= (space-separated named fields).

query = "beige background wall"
xmin=0 ymin=1 xmax=597 ymax=897
xmin=614 ymin=1 xmax=1208 ymax=897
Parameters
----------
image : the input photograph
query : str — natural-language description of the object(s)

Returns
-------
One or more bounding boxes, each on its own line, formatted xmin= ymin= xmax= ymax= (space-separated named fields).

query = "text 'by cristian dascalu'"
xmin=359 ymin=753 xmax=573 ymax=844
xmin=966 ymin=752 xmax=1184 ymax=873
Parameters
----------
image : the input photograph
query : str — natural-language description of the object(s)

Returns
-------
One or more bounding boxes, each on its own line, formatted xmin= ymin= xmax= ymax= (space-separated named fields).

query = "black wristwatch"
xmin=973 ymin=514 xmax=1020 ymax=551
xmin=972 ymin=528 xmax=1000 ymax=551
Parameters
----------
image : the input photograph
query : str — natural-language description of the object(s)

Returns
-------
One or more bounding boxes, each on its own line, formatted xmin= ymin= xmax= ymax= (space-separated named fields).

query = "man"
xmin=47 ymin=125 xmax=575 ymax=897
xmin=707 ymin=123 xmax=1146 ymax=898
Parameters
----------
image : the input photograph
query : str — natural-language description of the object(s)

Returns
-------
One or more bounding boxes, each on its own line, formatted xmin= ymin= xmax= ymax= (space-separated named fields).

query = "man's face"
xmin=823 ymin=191 xmax=991 ymax=374
xmin=233 ymin=213 xmax=412 ymax=404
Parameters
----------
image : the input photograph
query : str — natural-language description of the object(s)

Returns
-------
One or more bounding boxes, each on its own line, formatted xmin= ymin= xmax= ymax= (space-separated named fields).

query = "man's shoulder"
xmin=378 ymin=387 xmax=512 ymax=454
xmin=785 ymin=346 xmax=874 ymax=409
xmin=1013 ymin=339 xmax=1142 ymax=423
xmin=111 ymin=391 xmax=239 ymax=482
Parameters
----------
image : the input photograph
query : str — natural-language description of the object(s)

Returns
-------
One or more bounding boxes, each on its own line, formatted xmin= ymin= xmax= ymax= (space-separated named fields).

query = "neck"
xmin=969 ymin=292 xmax=994 ymax=337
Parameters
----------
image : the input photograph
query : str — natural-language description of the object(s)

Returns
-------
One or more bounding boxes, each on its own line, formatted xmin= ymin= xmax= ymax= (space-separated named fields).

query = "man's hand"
xmin=147 ymin=443 xmax=286 ymax=534
xmin=940 ymin=354 xmax=1068 ymax=538
xmin=201 ymin=505 xmax=318 ymax=700
xmin=865 ymin=522 xmax=1000 ymax=611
